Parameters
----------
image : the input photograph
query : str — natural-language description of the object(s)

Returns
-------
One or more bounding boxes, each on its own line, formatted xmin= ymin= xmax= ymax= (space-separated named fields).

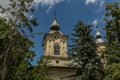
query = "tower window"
xmin=54 ymin=44 xmax=60 ymax=55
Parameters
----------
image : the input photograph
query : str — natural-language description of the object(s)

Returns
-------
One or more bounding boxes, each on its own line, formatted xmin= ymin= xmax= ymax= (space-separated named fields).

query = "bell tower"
xmin=95 ymin=26 xmax=105 ymax=52
xmin=42 ymin=15 xmax=78 ymax=80
xmin=42 ymin=16 xmax=70 ymax=67
xmin=95 ymin=26 xmax=107 ymax=67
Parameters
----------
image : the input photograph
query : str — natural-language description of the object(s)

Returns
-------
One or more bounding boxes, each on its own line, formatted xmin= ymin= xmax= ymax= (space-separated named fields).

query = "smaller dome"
xmin=95 ymin=26 xmax=104 ymax=43
xmin=96 ymin=30 xmax=102 ymax=38
xmin=50 ymin=17 xmax=60 ymax=31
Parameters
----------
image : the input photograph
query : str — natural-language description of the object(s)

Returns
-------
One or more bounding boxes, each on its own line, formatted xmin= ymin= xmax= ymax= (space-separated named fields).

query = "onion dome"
xmin=50 ymin=16 xmax=60 ymax=31
xmin=96 ymin=30 xmax=102 ymax=38
xmin=95 ymin=26 xmax=104 ymax=43
xmin=95 ymin=26 xmax=102 ymax=39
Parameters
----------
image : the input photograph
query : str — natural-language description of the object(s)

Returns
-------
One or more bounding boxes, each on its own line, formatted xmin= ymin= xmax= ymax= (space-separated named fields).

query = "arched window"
xmin=54 ymin=44 xmax=60 ymax=55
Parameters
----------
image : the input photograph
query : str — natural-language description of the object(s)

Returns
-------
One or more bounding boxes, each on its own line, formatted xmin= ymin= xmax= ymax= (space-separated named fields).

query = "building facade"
xmin=42 ymin=16 xmax=76 ymax=80
xmin=42 ymin=16 xmax=105 ymax=80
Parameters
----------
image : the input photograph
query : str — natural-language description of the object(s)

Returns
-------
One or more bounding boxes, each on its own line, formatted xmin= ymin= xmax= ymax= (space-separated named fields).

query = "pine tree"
xmin=103 ymin=2 xmax=120 ymax=80
xmin=69 ymin=21 xmax=104 ymax=80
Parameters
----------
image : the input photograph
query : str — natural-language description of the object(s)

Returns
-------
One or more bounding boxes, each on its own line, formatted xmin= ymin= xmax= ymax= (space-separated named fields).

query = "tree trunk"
xmin=2 ymin=41 xmax=11 ymax=80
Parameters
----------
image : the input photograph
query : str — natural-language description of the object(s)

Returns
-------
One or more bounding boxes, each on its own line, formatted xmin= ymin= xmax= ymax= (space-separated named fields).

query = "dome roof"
xmin=95 ymin=26 xmax=104 ymax=43
xmin=50 ymin=17 xmax=60 ymax=31
xmin=96 ymin=30 xmax=102 ymax=38
xmin=49 ymin=30 xmax=63 ymax=35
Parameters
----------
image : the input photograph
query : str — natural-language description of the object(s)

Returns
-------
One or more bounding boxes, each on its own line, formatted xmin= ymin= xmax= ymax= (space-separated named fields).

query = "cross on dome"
xmin=50 ymin=13 xmax=60 ymax=31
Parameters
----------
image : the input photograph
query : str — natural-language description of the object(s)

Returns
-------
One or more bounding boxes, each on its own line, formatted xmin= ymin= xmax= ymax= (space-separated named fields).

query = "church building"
xmin=42 ymin=16 xmax=104 ymax=80
xmin=42 ymin=16 xmax=76 ymax=80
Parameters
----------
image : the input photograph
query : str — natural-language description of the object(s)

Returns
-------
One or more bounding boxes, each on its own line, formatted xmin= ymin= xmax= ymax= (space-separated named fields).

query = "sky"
xmin=30 ymin=0 xmax=119 ymax=65
xmin=0 ymin=0 xmax=119 ymax=65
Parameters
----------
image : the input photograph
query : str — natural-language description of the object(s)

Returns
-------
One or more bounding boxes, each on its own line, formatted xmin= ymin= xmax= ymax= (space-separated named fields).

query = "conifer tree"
xmin=69 ymin=21 xmax=104 ymax=80
xmin=103 ymin=2 xmax=120 ymax=80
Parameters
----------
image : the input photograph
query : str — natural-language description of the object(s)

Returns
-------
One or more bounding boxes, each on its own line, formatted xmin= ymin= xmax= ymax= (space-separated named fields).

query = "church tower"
xmin=95 ymin=26 xmax=105 ymax=53
xmin=95 ymin=26 xmax=106 ymax=67
xmin=42 ymin=16 xmax=76 ymax=80
xmin=42 ymin=16 xmax=70 ymax=67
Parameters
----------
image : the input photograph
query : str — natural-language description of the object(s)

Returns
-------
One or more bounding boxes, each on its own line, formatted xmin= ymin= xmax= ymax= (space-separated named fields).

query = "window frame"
xmin=54 ymin=43 xmax=60 ymax=55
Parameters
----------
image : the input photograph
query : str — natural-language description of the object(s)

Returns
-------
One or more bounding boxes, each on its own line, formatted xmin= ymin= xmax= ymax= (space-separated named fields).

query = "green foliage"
xmin=103 ymin=2 xmax=120 ymax=80
xmin=0 ymin=16 xmax=35 ymax=80
xmin=104 ymin=44 xmax=120 ymax=64
xmin=0 ymin=0 xmax=49 ymax=80
xmin=29 ymin=58 xmax=52 ymax=80
xmin=104 ymin=2 xmax=120 ymax=44
xmin=11 ymin=58 xmax=51 ymax=80
xmin=104 ymin=63 xmax=120 ymax=80
xmin=11 ymin=60 xmax=31 ymax=80
xmin=69 ymin=21 xmax=104 ymax=80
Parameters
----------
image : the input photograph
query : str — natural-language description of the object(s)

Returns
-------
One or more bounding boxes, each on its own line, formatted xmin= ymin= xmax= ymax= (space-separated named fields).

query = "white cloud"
xmin=0 ymin=13 xmax=7 ymax=18
xmin=92 ymin=19 xmax=98 ymax=26
xmin=32 ymin=0 xmax=65 ymax=13
xmin=85 ymin=0 xmax=104 ymax=8
xmin=0 ymin=0 xmax=66 ymax=13
xmin=0 ymin=0 xmax=10 ymax=8
xmin=100 ymin=0 xmax=104 ymax=8
xmin=85 ymin=0 xmax=96 ymax=5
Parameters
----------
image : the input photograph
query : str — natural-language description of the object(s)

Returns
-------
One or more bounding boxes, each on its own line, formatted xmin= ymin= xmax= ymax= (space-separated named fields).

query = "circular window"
xmin=56 ymin=60 xmax=59 ymax=64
